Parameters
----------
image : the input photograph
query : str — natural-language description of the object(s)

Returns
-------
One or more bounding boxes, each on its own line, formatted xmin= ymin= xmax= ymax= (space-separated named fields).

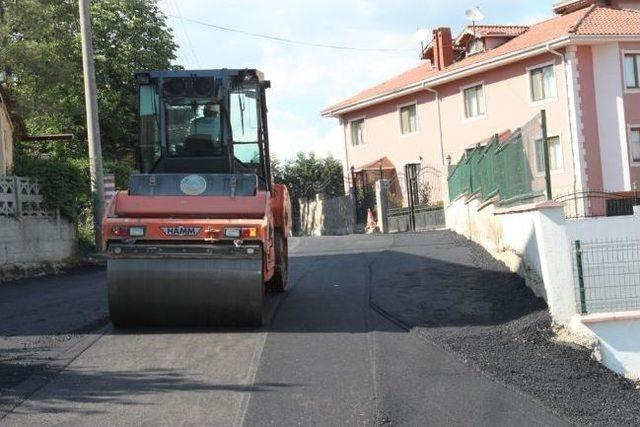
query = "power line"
xmin=170 ymin=0 xmax=202 ymax=68
xmin=165 ymin=1 xmax=188 ymax=65
xmin=166 ymin=14 xmax=417 ymax=53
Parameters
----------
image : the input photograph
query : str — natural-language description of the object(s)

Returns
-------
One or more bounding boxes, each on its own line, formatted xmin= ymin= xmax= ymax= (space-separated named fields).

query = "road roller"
xmin=102 ymin=69 xmax=292 ymax=327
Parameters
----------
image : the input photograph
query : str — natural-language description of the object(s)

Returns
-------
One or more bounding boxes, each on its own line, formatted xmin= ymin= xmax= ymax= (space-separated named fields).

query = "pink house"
xmin=322 ymin=0 xmax=640 ymax=210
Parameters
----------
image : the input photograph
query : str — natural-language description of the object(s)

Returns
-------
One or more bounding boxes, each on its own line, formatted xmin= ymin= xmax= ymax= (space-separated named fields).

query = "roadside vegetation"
xmin=0 ymin=0 xmax=177 ymax=249
xmin=272 ymin=152 xmax=345 ymax=231
xmin=0 ymin=1 xmax=346 ymax=243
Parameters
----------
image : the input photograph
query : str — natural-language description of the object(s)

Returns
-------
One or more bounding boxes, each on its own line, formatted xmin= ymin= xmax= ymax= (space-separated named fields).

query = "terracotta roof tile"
xmin=574 ymin=6 xmax=640 ymax=35
xmin=466 ymin=25 xmax=530 ymax=38
xmin=355 ymin=156 xmax=396 ymax=171
xmin=323 ymin=62 xmax=437 ymax=113
xmin=436 ymin=7 xmax=590 ymax=73
xmin=323 ymin=6 xmax=640 ymax=115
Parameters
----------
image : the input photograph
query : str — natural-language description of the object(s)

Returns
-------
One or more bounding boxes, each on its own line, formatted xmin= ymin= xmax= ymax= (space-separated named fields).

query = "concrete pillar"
xmin=376 ymin=179 xmax=389 ymax=234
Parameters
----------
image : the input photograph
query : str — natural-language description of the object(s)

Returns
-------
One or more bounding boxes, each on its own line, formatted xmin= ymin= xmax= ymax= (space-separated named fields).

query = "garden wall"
xmin=0 ymin=216 xmax=77 ymax=270
xmin=0 ymin=176 xmax=77 ymax=276
xmin=299 ymin=193 xmax=355 ymax=236
xmin=445 ymin=196 xmax=640 ymax=378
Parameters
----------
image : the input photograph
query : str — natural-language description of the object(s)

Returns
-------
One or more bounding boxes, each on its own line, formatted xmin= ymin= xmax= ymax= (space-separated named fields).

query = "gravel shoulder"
xmin=371 ymin=230 xmax=640 ymax=426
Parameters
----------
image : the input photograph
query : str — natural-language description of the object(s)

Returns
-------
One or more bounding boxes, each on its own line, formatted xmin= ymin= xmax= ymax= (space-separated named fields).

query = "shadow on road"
xmin=1 ymin=360 xmax=298 ymax=416
xmin=0 ymin=231 xmax=546 ymax=338
xmin=0 ymin=231 xmax=545 ymax=418
xmin=260 ymin=230 xmax=547 ymax=334
xmin=3 ymin=232 xmax=639 ymax=425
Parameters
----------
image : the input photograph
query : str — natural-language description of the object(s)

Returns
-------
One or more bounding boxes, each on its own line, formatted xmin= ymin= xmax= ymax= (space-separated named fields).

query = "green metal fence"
xmin=447 ymin=112 xmax=550 ymax=207
xmin=574 ymin=239 xmax=640 ymax=314
xmin=447 ymin=160 xmax=470 ymax=202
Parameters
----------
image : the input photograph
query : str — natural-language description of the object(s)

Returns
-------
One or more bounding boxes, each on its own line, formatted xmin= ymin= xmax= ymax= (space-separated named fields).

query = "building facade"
xmin=323 ymin=0 xmax=640 ymax=208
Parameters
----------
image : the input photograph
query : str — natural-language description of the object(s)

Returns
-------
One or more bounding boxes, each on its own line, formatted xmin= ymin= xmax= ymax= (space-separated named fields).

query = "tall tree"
xmin=0 ymin=0 xmax=178 ymax=159
xmin=272 ymin=153 xmax=345 ymax=231
xmin=275 ymin=152 xmax=345 ymax=201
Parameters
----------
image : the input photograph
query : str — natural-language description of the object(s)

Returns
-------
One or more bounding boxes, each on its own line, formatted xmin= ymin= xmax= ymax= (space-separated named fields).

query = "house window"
xmin=624 ymin=54 xmax=640 ymax=90
xmin=530 ymin=64 xmax=557 ymax=102
xmin=630 ymin=127 xmax=640 ymax=163
xmin=351 ymin=118 xmax=365 ymax=146
xmin=399 ymin=104 xmax=417 ymax=135
xmin=535 ymin=136 xmax=563 ymax=173
xmin=463 ymin=84 xmax=485 ymax=118
xmin=468 ymin=38 xmax=484 ymax=55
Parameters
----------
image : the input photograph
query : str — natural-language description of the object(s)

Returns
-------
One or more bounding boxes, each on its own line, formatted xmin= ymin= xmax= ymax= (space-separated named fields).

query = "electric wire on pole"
xmin=170 ymin=0 xmax=202 ymax=68
xmin=79 ymin=0 xmax=105 ymax=249
xmin=166 ymin=14 xmax=416 ymax=52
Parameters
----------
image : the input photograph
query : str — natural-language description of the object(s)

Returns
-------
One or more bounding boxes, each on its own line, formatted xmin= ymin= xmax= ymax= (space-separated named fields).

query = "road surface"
xmin=0 ymin=232 xmax=567 ymax=426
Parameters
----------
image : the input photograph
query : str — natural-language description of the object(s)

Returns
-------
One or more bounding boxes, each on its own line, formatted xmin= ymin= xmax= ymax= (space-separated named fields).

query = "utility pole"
xmin=78 ymin=0 xmax=105 ymax=248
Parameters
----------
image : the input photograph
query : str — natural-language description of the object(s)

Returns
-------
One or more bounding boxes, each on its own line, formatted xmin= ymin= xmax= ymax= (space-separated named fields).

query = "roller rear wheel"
xmin=267 ymin=232 xmax=288 ymax=293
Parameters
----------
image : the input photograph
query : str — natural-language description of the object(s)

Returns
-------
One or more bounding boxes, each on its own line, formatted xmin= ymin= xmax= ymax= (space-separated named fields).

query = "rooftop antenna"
xmin=465 ymin=6 xmax=485 ymax=40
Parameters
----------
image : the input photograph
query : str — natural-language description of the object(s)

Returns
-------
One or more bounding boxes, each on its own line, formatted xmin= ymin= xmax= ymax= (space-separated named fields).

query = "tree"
xmin=1 ymin=0 xmax=177 ymax=248
xmin=274 ymin=152 xmax=344 ymax=200
xmin=0 ymin=0 xmax=178 ymax=159
xmin=272 ymin=152 xmax=345 ymax=231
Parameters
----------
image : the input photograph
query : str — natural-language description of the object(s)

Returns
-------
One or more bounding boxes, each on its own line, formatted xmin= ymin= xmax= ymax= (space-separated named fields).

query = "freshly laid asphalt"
xmin=1 ymin=232 xmax=635 ymax=426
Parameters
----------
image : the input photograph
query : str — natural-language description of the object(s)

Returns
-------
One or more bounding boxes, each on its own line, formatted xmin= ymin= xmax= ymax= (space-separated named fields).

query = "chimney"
xmin=432 ymin=27 xmax=454 ymax=70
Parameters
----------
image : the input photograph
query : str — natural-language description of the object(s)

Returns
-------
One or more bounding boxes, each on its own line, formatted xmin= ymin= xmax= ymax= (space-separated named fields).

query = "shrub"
xmin=389 ymin=192 xmax=404 ymax=209
xmin=13 ymin=154 xmax=135 ymax=220
xmin=13 ymin=155 xmax=90 ymax=219
xmin=418 ymin=181 xmax=432 ymax=206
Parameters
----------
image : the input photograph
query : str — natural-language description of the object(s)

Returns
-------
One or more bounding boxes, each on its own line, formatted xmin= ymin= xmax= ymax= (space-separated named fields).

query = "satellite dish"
xmin=465 ymin=7 xmax=485 ymax=22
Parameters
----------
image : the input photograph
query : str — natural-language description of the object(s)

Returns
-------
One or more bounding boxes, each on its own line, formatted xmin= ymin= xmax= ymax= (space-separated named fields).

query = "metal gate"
xmin=351 ymin=167 xmax=377 ymax=225
xmin=388 ymin=164 xmax=445 ymax=233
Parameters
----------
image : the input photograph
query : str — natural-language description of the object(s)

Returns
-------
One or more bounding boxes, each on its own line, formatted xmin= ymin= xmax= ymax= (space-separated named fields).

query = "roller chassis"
xmin=103 ymin=69 xmax=291 ymax=328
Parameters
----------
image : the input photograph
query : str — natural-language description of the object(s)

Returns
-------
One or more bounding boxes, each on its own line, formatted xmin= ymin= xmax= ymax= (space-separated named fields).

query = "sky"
xmin=156 ymin=0 xmax=557 ymax=163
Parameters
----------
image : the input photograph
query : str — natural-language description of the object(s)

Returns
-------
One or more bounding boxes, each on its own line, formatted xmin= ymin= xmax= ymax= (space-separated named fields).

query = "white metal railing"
xmin=0 ymin=176 xmax=55 ymax=218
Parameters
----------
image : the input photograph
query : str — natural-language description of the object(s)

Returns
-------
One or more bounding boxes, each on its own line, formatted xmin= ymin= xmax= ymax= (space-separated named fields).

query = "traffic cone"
xmin=365 ymin=208 xmax=378 ymax=234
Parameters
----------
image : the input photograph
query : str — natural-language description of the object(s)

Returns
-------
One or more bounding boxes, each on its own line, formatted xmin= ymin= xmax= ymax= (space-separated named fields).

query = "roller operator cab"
xmin=102 ymin=69 xmax=292 ymax=327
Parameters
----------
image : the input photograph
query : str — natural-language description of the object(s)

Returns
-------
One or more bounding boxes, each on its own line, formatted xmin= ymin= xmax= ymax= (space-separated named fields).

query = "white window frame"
xmin=628 ymin=124 xmax=640 ymax=166
xmin=348 ymin=116 xmax=367 ymax=147
xmin=534 ymin=133 xmax=564 ymax=176
xmin=623 ymin=50 xmax=640 ymax=94
xmin=397 ymin=100 xmax=419 ymax=136
xmin=527 ymin=60 xmax=558 ymax=105
xmin=461 ymin=81 xmax=487 ymax=121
